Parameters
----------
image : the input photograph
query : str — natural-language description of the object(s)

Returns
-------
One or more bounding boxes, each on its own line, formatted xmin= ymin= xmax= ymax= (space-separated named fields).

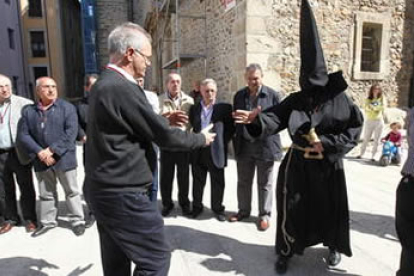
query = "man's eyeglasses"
xmin=134 ymin=48 xmax=151 ymax=65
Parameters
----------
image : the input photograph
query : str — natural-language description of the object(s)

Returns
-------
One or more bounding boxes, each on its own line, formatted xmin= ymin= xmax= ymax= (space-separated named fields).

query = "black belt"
xmin=0 ymin=148 xmax=13 ymax=154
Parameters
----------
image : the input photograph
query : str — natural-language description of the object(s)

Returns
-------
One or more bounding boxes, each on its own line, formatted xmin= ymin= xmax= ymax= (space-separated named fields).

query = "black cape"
xmin=250 ymin=72 xmax=363 ymax=257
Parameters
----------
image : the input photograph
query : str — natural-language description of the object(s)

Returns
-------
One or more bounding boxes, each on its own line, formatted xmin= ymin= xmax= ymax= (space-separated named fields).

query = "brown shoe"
xmin=0 ymin=222 xmax=13 ymax=234
xmin=25 ymin=221 xmax=37 ymax=233
xmin=258 ymin=219 xmax=270 ymax=231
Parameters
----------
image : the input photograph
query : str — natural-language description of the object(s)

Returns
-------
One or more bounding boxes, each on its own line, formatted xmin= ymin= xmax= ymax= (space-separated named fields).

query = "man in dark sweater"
xmin=18 ymin=77 xmax=85 ymax=237
xmin=84 ymin=23 xmax=215 ymax=276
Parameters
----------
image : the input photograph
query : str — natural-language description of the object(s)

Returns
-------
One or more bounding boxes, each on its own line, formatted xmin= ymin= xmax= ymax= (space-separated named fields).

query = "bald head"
xmin=0 ymin=74 xmax=12 ymax=103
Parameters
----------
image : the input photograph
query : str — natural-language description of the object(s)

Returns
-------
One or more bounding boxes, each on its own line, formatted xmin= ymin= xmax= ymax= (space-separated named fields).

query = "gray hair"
xmin=245 ymin=63 xmax=263 ymax=75
xmin=35 ymin=77 xmax=54 ymax=87
xmin=200 ymin=78 xmax=217 ymax=91
xmin=166 ymin=73 xmax=181 ymax=84
xmin=108 ymin=22 xmax=152 ymax=61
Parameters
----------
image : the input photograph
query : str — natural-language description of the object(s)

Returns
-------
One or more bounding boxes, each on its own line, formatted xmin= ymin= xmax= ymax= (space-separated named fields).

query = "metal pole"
xmin=176 ymin=0 xmax=180 ymax=73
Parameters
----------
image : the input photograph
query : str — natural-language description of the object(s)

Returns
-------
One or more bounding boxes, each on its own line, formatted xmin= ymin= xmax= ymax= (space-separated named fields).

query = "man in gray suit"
xmin=0 ymin=74 xmax=37 ymax=234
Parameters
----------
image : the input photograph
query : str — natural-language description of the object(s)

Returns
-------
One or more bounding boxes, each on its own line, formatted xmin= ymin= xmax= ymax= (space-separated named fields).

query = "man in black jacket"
xmin=189 ymin=78 xmax=235 ymax=221
xmin=230 ymin=63 xmax=283 ymax=231
xmin=76 ymin=74 xmax=98 ymax=228
xmin=84 ymin=22 xmax=215 ymax=276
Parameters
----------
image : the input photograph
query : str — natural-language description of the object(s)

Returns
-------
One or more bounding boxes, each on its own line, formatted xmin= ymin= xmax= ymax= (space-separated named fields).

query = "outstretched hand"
xmin=201 ymin=124 xmax=216 ymax=146
xmin=232 ymin=106 xmax=262 ymax=124
xmin=162 ymin=110 xmax=189 ymax=127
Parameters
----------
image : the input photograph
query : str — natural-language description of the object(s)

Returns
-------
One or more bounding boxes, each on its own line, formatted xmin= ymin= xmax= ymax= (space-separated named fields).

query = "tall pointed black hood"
xmin=299 ymin=0 xmax=329 ymax=90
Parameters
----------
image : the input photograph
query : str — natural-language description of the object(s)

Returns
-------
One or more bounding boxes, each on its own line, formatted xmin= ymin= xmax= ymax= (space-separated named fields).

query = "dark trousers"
xmin=150 ymin=145 xmax=159 ymax=204
xmin=159 ymin=150 xmax=190 ymax=209
xmin=192 ymin=148 xmax=225 ymax=213
xmin=85 ymin=182 xmax=170 ymax=276
xmin=0 ymin=149 xmax=36 ymax=224
xmin=396 ymin=175 xmax=414 ymax=276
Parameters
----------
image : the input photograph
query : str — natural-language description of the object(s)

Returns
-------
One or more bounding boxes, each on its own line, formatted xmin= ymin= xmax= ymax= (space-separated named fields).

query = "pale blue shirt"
xmin=200 ymin=100 xmax=214 ymax=130
xmin=0 ymin=101 xmax=13 ymax=149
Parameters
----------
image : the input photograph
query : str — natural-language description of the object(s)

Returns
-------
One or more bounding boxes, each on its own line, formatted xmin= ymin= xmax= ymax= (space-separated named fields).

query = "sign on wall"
xmin=221 ymin=0 xmax=236 ymax=12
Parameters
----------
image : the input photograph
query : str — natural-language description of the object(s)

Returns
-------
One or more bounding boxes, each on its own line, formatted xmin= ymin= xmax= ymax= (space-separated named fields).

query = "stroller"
xmin=379 ymin=141 xmax=401 ymax=166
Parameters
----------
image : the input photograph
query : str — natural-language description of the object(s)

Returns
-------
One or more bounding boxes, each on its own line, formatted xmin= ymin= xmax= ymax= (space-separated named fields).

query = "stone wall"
xmin=251 ymin=0 xmax=414 ymax=107
xmin=97 ymin=0 xmax=414 ymax=107
xmin=95 ymin=0 xmax=129 ymax=66
xmin=153 ymin=0 xmax=247 ymax=103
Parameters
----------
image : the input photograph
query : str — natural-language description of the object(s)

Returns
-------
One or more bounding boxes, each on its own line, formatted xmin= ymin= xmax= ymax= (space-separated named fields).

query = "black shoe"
xmin=72 ymin=224 xmax=86 ymax=236
xmin=228 ymin=212 xmax=250 ymax=222
xmin=191 ymin=208 xmax=203 ymax=219
xmin=31 ymin=225 xmax=56 ymax=237
xmin=181 ymin=206 xmax=192 ymax=217
xmin=327 ymin=249 xmax=341 ymax=266
xmin=215 ymin=212 xmax=226 ymax=222
xmin=161 ymin=204 xmax=174 ymax=217
xmin=275 ymin=255 xmax=289 ymax=274
xmin=85 ymin=214 xmax=96 ymax=228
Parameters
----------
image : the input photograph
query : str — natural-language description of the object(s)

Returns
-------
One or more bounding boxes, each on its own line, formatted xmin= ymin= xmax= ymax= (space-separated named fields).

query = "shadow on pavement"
xmin=350 ymin=211 xmax=398 ymax=242
xmin=0 ymin=257 xmax=59 ymax=276
xmin=165 ymin=225 xmax=361 ymax=276
xmin=67 ymin=264 xmax=93 ymax=276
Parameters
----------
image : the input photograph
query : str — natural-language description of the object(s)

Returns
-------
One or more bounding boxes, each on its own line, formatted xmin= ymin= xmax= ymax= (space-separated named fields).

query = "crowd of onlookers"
xmin=0 ymin=63 xmax=284 ymax=238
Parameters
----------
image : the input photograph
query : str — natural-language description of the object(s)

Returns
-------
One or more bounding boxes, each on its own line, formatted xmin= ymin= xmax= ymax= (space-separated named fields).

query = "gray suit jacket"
xmin=10 ymin=94 xmax=33 ymax=165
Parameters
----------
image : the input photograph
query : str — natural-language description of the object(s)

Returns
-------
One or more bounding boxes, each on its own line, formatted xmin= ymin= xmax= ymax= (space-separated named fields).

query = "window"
xmin=353 ymin=12 xmax=391 ymax=80
xmin=33 ymin=67 xmax=48 ymax=81
xmin=28 ymin=0 xmax=42 ymax=17
xmin=7 ymin=28 xmax=15 ymax=50
xmin=30 ymin=31 xmax=46 ymax=57
xmin=360 ymin=23 xmax=382 ymax=73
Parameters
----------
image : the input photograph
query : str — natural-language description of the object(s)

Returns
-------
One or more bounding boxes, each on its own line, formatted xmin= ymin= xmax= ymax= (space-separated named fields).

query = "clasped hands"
xmin=37 ymin=147 xmax=56 ymax=166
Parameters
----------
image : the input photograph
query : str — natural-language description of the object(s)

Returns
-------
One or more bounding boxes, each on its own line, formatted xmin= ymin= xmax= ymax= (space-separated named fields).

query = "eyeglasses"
xmin=134 ymin=48 xmax=151 ymax=65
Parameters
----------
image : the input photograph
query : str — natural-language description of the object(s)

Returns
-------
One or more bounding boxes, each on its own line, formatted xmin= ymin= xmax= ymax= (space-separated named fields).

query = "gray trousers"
xmin=36 ymin=169 xmax=84 ymax=227
xmin=236 ymin=158 xmax=275 ymax=220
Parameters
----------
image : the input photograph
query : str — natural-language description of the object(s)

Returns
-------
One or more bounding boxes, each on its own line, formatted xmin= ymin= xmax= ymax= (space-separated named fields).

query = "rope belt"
xmin=291 ymin=143 xmax=324 ymax=160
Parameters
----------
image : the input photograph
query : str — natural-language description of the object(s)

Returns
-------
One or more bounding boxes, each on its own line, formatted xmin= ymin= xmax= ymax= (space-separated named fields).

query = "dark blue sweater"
xmin=17 ymin=98 xmax=78 ymax=172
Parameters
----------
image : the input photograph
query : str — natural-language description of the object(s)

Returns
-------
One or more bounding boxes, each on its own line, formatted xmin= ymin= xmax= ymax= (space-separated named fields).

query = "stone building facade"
xmin=96 ymin=0 xmax=414 ymax=107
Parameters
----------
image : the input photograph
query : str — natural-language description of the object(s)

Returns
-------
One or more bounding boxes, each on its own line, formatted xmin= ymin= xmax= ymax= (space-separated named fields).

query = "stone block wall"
xmin=253 ymin=0 xmax=414 ymax=107
xmin=155 ymin=0 xmax=247 ymax=103
xmin=95 ymin=0 xmax=129 ymax=66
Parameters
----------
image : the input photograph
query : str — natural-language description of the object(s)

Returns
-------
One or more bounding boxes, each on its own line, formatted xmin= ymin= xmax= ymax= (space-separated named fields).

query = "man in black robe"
xmin=233 ymin=0 xmax=363 ymax=274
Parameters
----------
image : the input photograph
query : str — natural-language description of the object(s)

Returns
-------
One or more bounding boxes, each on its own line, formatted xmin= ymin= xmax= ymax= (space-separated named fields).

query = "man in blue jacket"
xmin=18 ymin=77 xmax=85 ymax=237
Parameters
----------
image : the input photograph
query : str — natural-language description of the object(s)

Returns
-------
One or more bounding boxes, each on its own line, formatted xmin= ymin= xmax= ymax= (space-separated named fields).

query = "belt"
xmin=0 ymin=148 xmax=13 ymax=154
xmin=291 ymin=144 xmax=323 ymax=160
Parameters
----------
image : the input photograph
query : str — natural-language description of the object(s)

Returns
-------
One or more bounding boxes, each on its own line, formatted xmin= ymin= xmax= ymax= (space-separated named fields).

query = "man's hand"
xmin=81 ymin=136 xmax=87 ymax=143
xmin=232 ymin=106 xmax=262 ymax=124
xmin=162 ymin=110 xmax=189 ymax=127
xmin=44 ymin=156 xmax=56 ymax=167
xmin=37 ymin=148 xmax=53 ymax=162
xmin=201 ymin=124 xmax=216 ymax=146
xmin=310 ymin=142 xmax=324 ymax=153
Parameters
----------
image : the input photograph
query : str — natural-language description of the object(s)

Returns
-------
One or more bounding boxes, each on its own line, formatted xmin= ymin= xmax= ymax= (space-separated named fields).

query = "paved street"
xmin=0 ymin=145 xmax=403 ymax=276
